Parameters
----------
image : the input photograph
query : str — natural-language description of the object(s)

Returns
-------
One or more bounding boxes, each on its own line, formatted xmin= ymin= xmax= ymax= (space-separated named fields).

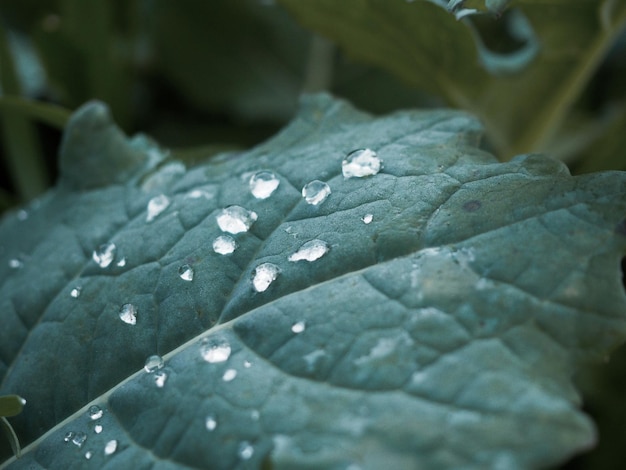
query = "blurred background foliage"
xmin=0 ymin=1 xmax=625 ymax=468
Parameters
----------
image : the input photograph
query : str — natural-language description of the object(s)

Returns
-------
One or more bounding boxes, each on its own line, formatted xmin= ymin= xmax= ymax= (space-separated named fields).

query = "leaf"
xmin=0 ymin=396 xmax=25 ymax=419
xmin=277 ymin=0 xmax=626 ymax=159
xmin=1 ymin=94 xmax=626 ymax=469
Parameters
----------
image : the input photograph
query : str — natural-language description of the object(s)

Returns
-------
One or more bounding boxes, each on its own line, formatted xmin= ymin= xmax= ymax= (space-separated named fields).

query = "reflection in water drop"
xmin=361 ymin=214 xmax=373 ymax=224
xmin=92 ymin=242 xmax=116 ymax=268
xmin=87 ymin=405 xmax=103 ymax=420
xmin=94 ymin=424 xmax=103 ymax=434
xmin=72 ymin=432 xmax=87 ymax=448
xmin=85 ymin=451 xmax=93 ymax=460
xmin=291 ymin=321 xmax=306 ymax=334
xmin=154 ymin=370 xmax=168 ymax=388
xmin=200 ymin=337 xmax=232 ymax=363
xmin=302 ymin=180 xmax=331 ymax=205
xmin=205 ymin=414 xmax=218 ymax=431
xmin=216 ymin=206 xmax=257 ymax=234
xmin=252 ymin=263 xmax=280 ymax=292
xmin=178 ymin=264 xmax=194 ymax=281
xmin=222 ymin=369 xmax=238 ymax=382
xmin=213 ymin=235 xmax=238 ymax=255
xmin=119 ymin=303 xmax=137 ymax=325
xmin=342 ymin=148 xmax=382 ymax=178
xmin=249 ymin=170 xmax=280 ymax=199
xmin=146 ymin=194 xmax=170 ymax=222
xmin=70 ymin=286 xmax=82 ymax=298
xmin=288 ymin=239 xmax=329 ymax=262
xmin=104 ymin=439 xmax=118 ymax=455
xmin=144 ymin=355 xmax=164 ymax=373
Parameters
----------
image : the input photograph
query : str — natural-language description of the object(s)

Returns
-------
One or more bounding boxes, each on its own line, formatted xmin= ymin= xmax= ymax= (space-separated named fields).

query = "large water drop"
xmin=213 ymin=235 xmax=238 ymax=255
xmin=342 ymin=148 xmax=382 ymax=178
xmin=119 ymin=303 xmax=137 ymax=325
xmin=87 ymin=405 xmax=103 ymax=420
xmin=178 ymin=264 xmax=194 ymax=281
xmin=104 ymin=439 xmax=118 ymax=455
xmin=216 ymin=206 xmax=257 ymax=234
xmin=92 ymin=242 xmax=116 ymax=268
xmin=200 ymin=337 xmax=231 ymax=363
xmin=238 ymin=441 xmax=254 ymax=460
xmin=288 ymin=239 xmax=329 ymax=262
xmin=249 ymin=170 xmax=280 ymax=199
xmin=302 ymin=180 xmax=331 ymax=205
xmin=252 ymin=263 xmax=280 ymax=292
xmin=146 ymin=194 xmax=170 ymax=222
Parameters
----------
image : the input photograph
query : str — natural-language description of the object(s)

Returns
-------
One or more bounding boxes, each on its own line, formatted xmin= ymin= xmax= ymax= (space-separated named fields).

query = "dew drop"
xmin=85 ymin=450 xmax=93 ymax=460
xmin=288 ymin=239 xmax=329 ymax=262
xmin=243 ymin=360 xmax=252 ymax=368
xmin=302 ymin=180 xmax=331 ymax=205
xmin=251 ymin=409 xmax=260 ymax=420
xmin=205 ymin=414 xmax=218 ymax=431
xmin=146 ymin=194 xmax=171 ymax=222
xmin=94 ymin=424 xmax=103 ymax=434
xmin=119 ymin=303 xmax=137 ymax=325
xmin=222 ymin=368 xmax=238 ymax=382
xmin=116 ymin=257 xmax=127 ymax=267
xmin=64 ymin=431 xmax=75 ymax=443
xmin=291 ymin=321 xmax=306 ymax=334
xmin=342 ymin=148 xmax=382 ymax=178
xmin=249 ymin=170 xmax=280 ymax=199
xmin=154 ymin=370 xmax=168 ymax=388
xmin=92 ymin=242 xmax=116 ymax=268
xmin=238 ymin=441 xmax=254 ymax=460
xmin=70 ymin=286 xmax=82 ymax=298
xmin=216 ymin=206 xmax=257 ymax=234
xmin=144 ymin=355 xmax=164 ymax=373
xmin=87 ymin=405 xmax=103 ymax=420
xmin=178 ymin=264 xmax=194 ymax=281
xmin=252 ymin=263 xmax=280 ymax=292
xmin=104 ymin=439 xmax=118 ymax=455
xmin=72 ymin=432 xmax=87 ymax=448
xmin=8 ymin=258 xmax=23 ymax=269
xmin=17 ymin=209 xmax=28 ymax=221
xmin=361 ymin=214 xmax=373 ymax=224
xmin=213 ymin=235 xmax=238 ymax=255
xmin=200 ymin=337 xmax=231 ymax=363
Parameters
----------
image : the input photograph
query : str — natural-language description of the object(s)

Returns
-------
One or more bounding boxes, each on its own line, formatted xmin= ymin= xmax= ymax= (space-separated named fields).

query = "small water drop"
xmin=94 ymin=424 xmax=103 ymax=434
xmin=252 ymin=263 xmax=280 ymax=292
xmin=17 ymin=209 xmax=28 ymax=221
xmin=92 ymin=242 xmax=116 ymax=268
xmin=154 ymin=370 xmax=168 ymax=388
xmin=70 ymin=286 xmax=82 ymax=298
xmin=249 ymin=170 xmax=280 ymax=199
xmin=250 ymin=410 xmax=260 ymax=421
xmin=119 ymin=303 xmax=137 ymax=325
xmin=216 ymin=206 xmax=257 ymax=234
xmin=116 ymin=257 xmax=127 ymax=267
xmin=200 ymin=337 xmax=232 ymax=363
xmin=302 ymin=180 xmax=331 ymax=205
xmin=104 ymin=439 xmax=118 ymax=455
xmin=8 ymin=258 xmax=23 ymax=269
xmin=64 ymin=431 xmax=75 ymax=443
xmin=291 ymin=321 xmax=306 ymax=334
xmin=178 ymin=264 xmax=194 ymax=281
xmin=72 ymin=432 xmax=87 ymax=448
xmin=361 ymin=214 xmax=373 ymax=224
xmin=213 ymin=235 xmax=238 ymax=255
xmin=205 ymin=414 xmax=218 ymax=431
xmin=238 ymin=441 xmax=254 ymax=460
xmin=85 ymin=450 xmax=93 ymax=460
xmin=342 ymin=148 xmax=382 ymax=178
xmin=288 ymin=239 xmax=329 ymax=262
xmin=87 ymin=405 xmax=103 ymax=420
xmin=144 ymin=355 xmax=164 ymax=373
xmin=243 ymin=360 xmax=252 ymax=368
xmin=146 ymin=194 xmax=171 ymax=222
xmin=222 ymin=369 xmax=238 ymax=382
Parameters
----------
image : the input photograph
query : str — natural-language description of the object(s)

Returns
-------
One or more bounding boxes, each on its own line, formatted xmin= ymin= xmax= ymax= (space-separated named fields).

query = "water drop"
xmin=222 ymin=369 xmax=238 ymax=382
xmin=85 ymin=451 xmax=93 ymax=460
xmin=302 ymin=180 xmax=331 ymax=205
xmin=87 ymin=405 xmax=103 ymax=420
xmin=288 ymin=239 xmax=329 ymax=262
xmin=72 ymin=432 xmax=87 ymax=448
xmin=119 ymin=303 xmax=137 ymax=325
xmin=146 ymin=194 xmax=171 ymax=222
xmin=200 ymin=337 xmax=232 ymax=363
xmin=17 ymin=209 xmax=28 ymax=221
xmin=144 ymin=355 xmax=164 ymax=373
xmin=361 ymin=214 xmax=373 ymax=224
xmin=291 ymin=321 xmax=306 ymax=334
xmin=104 ymin=439 xmax=118 ymax=455
xmin=238 ymin=441 xmax=254 ymax=460
xmin=116 ymin=257 xmax=127 ymax=267
xmin=8 ymin=258 xmax=23 ymax=269
xmin=249 ymin=170 xmax=280 ymax=199
xmin=92 ymin=242 xmax=116 ymax=268
xmin=243 ymin=360 xmax=252 ymax=368
xmin=213 ymin=235 xmax=238 ymax=255
xmin=216 ymin=206 xmax=257 ymax=234
xmin=252 ymin=263 xmax=280 ymax=292
xmin=342 ymin=148 xmax=382 ymax=178
xmin=94 ymin=424 xmax=103 ymax=434
xmin=251 ymin=410 xmax=260 ymax=420
xmin=64 ymin=431 xmax=75 ymax=443
xmin=205 ymin=414 xmax=218 ymax=431
xmin=70 ymin=286 xmax=82 ymax=298
xmin=154 ymin=370 xmax=168 ymax=388
xmin=178 ymin=264 xmax=194 ymax=281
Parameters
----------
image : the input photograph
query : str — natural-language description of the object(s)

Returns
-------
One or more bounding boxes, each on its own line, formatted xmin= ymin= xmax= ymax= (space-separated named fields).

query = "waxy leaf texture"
xmin=1 ymin=94 xmax=626 ymax=469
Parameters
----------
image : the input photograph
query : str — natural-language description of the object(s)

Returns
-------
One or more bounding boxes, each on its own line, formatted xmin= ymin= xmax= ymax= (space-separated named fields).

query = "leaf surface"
xmin=1 ymin=94 xmax=626 ymax=469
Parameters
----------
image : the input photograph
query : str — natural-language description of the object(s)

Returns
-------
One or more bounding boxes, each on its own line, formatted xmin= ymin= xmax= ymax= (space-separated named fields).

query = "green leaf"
xmin=0 ymin=418 xmax=21 ymax=459
xmin=0 ymin=96 xmax=71 ymax=130
xmin=277 ymin=0 xmax=626 ymax=159
xmin=0 ymin=396 xmax=25 ymax=419
xmin=1 ymin=95 xmax=626 ymax=469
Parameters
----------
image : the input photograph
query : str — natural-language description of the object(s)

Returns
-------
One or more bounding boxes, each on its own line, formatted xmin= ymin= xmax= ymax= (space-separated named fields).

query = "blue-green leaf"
xmin=1 ymin=95 xmax=626 ymax=469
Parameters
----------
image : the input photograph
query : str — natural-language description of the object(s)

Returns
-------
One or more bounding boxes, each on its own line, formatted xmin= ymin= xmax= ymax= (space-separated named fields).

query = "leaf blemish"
xmin=463 ymin=200 xmax=482 ymax=212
